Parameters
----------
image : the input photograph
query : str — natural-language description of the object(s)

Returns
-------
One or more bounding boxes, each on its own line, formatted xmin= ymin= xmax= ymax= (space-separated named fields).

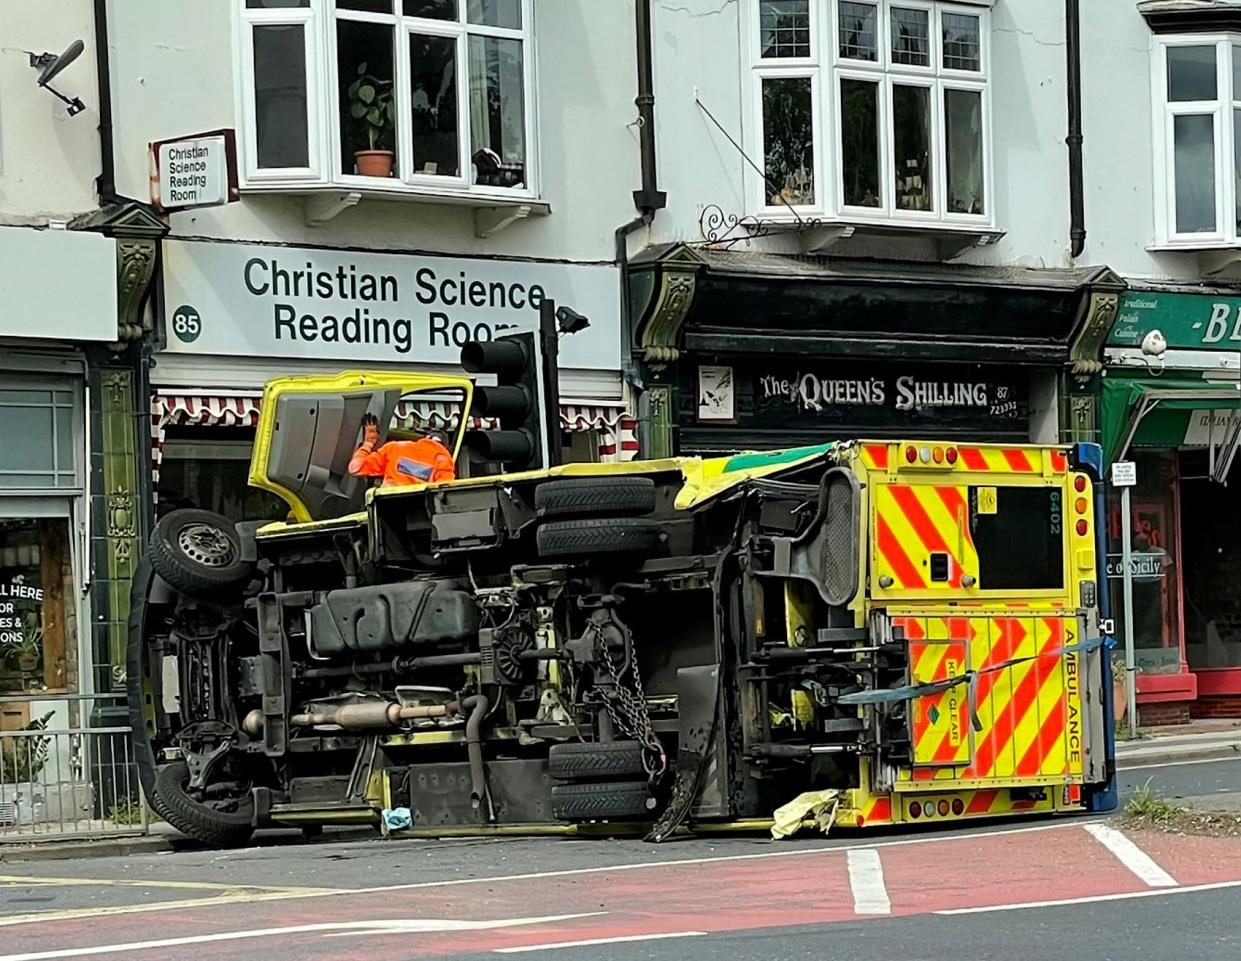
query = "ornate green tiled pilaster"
xmin=99 ymin=368 xmax=140 ymax=688
xmin=630 ymin=252 xmax=702 ymax=460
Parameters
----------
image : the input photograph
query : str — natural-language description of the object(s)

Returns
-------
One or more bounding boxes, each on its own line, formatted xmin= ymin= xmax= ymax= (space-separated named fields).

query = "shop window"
xmin=0 ymin=518 xmax=76 ymax=694
xmin=751 ymin=0 xmax=991 ymax=224
xmin=0 ymin=387 xmax=79 ymax=491
xmin=239 ymin=0 xmax=535 ymax=198
xmin=1152 ymin=37 xmax=1241 ymax=246
xmin=1180 ymin=450 xmax=1241 ymax=671
xmin=158 ymin=431 xmax=288 ymax=524
xmin=1105 ymin=451 xmax=1182 ymax=674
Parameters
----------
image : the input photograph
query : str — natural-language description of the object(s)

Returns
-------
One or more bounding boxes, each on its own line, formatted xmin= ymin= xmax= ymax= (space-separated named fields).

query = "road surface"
xmin=0 ymin=756 xmax=1238 ymax=961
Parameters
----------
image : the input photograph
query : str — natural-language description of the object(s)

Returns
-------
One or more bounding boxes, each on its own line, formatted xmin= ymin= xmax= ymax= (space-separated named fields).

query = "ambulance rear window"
xmin=970 ymin=486 xmax=1064 ymax=590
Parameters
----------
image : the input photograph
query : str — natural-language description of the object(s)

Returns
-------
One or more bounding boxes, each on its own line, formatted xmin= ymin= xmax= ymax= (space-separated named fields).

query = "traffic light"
xmin=460 ymin=331 xmax=549 ymax=473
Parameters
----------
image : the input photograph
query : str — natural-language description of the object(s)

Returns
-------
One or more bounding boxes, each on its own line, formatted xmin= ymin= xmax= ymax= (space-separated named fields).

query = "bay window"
xmin=238 ymin=0 xmax=535 ymax=198
xmin=749 ymin=0 xmax=992 ymax=225
xmin=1153 ymin=36 xmax=1241 ymax=246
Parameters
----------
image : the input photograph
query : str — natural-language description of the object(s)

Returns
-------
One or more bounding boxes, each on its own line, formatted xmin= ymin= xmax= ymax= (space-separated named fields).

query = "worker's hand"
xmin=362 ymin=413 xmax=380 ymax=449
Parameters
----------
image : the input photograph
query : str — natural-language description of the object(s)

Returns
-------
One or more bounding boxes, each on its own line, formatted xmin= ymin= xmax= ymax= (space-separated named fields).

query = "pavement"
xmin=1115 ymin=719 xmax=1241 ymax=768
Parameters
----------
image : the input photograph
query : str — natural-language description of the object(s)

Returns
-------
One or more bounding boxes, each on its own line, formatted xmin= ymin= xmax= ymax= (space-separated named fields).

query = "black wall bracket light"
xmin=29 ymin=39 xmax=87 ymax=116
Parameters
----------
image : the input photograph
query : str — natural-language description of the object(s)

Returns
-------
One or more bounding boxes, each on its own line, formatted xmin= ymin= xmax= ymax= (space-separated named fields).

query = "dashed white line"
xmin=846 ymin=848 xmax=891 ymax=915
xmin=495 ymin=931 xmax=707 ymax=953
xmin=1084 ymin=823 xmax=1177 ymax=887
xmin=0 ymin=914 xmax=600 ymax=961
xmin=936 ymin=878 xmax=1241 ymax=915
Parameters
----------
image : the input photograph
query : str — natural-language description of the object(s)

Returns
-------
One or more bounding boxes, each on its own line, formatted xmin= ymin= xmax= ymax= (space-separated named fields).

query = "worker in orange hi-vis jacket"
xmin=347 ymin=413 xmax=457 ymax=487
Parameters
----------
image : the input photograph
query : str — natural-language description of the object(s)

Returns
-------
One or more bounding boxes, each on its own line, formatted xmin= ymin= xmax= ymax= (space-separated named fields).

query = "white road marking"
xmin=0 ymin=818 xmax=1099 ymax=929
xmin=936 ymin=878 xmax=1241 ymax=915
xmin=1122 ymin=755 xmax=1241 ymax=771
xmin=0 ymin=914 xmax=601 ymax=961
xmin=846 ymin=848 xmax=891 ymax=915
xmin=495 ymin=931 xmax=707 ymax=953
xmin=1084 ymin=823 xmax=1177 ymax=887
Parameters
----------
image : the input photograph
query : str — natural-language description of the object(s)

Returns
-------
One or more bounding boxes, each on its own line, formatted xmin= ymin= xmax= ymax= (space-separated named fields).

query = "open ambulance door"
xmin=248 ymin=371 xmax=475 ymax=522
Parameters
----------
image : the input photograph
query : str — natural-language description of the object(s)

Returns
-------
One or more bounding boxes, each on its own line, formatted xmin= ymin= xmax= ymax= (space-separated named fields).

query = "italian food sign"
xmin=161 ymin=239 xmax=621 ymax=370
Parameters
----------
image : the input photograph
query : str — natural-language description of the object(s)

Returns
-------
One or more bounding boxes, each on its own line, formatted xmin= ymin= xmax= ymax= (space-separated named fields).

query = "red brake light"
xmin=1074 ymin=475 xmax=1087 ymax=492
xmin=946 ymin=447 xmax=959 ymax=464
xmin=1076 ymin=519 xmax=1089 ymax=536
xmin=905 ymin=446 xmax=918 ymax=463
xmin=909 ymin=801 xmax=922 ymax=818
xmin=951 ymin=798 xmax=964 ymax=815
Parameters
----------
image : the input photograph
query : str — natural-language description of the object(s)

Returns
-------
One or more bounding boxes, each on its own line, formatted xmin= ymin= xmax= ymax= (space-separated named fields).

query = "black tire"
xmin=550 ymin=780 xmax=654 ymax=822
xmin=149 ymin=509 xmax=253 ymax=597
xmin=535 ymin=477 xmax=656 ymax=519
xmin=126 ymin=558 xmax=178 ymax=826
xmin=154 ymin=760 xmax=255 ymax=848
xmin=549 ymin=741 xmax=646 ymax=782
xmin=536 ymin=518 xmax=663 ymax=559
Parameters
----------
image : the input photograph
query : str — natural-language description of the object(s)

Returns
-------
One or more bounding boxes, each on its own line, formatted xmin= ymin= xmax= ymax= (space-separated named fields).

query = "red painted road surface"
xmin=3 ymin=822 xmax=1241 ymax=961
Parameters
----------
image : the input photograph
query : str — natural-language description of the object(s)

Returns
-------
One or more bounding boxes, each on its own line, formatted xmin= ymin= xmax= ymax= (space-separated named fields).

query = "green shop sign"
xmin=1108 ymin=290 xmax=1241 ymax=350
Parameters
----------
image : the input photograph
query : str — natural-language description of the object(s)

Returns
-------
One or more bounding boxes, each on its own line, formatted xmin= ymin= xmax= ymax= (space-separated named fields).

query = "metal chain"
xmin=591 ymin=622 xmax=667 ymax=779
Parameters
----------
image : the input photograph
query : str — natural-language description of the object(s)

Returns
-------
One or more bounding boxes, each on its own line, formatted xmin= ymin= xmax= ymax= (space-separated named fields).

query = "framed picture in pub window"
xmin=697 ymin=365 xmax=736 ymax=423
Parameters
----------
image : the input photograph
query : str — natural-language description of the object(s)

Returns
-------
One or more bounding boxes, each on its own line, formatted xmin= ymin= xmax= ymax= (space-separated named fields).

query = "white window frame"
xmin=1152 ymin=34 xmax=1235 ymax=247
xmin=237 ymin=3 xmax=325 ymax=183
xmin=235 ymin=0 xmax=539 ymax=202
xmin=744 ymin=0 xmax=994 ymax=229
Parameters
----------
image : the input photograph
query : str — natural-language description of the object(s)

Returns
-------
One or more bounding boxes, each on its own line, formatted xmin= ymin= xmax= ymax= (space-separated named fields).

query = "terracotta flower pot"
xmin=355 ymin=150 xmax=394 ymax=178
xmin=1113 ymin=678 xmax=1128 ymax=725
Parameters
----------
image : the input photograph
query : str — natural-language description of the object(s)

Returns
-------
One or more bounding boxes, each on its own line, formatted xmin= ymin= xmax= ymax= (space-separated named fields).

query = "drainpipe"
xmin=92 ymin=0 xmax=120 ymax=204
xmin=1066 ymin=0 xmax=1086 ymax=258
xmin=617 ymin=0 xmax=667 ymax=388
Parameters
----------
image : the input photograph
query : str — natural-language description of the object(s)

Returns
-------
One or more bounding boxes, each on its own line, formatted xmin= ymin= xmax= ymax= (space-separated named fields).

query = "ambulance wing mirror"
xmin=769 ymin=467 xmax=860 ymax=607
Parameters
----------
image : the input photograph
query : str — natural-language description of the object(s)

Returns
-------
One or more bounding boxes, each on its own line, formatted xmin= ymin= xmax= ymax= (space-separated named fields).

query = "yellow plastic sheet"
xmin=770 ymin=789 xmax=840 ymax=840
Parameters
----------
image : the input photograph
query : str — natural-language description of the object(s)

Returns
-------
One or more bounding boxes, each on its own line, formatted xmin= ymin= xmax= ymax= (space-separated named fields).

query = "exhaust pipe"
xmin=459 ymin=694 xmax=489 ymax=812
xmin=287 ymin=695 xmax=491 ymax=817
xmin=290 ymin=701 xmax=457 ymax=731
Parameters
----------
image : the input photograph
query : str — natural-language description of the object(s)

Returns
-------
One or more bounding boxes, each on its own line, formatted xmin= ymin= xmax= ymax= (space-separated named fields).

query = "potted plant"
xmin=14 ymin=621 xmax=42 ymax=674
xmin=1111 ymin=653 xmax=1129 ymax=726
xmin=0 ymin=711 xmax=52 ymax=785
xmin=347 ymin=62 xmax=396 ymax=177
xmin=0 ymin=711 xmax=53 ymax=826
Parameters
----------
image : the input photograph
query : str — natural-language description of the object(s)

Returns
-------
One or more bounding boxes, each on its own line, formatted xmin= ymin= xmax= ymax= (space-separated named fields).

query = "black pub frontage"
xmin=627 ymin=246 xmax=1124 ymax=457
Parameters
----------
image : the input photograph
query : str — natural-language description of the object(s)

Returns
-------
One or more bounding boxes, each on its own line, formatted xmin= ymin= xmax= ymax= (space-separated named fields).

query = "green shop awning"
xmin=1101 ymin=377 xmax=1241 ymax=465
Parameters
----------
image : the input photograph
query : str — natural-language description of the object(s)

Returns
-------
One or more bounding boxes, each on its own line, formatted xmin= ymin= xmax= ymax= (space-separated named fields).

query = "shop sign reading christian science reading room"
xmin=161 ymin=240 xmax=621 ymax=370
xmin=156 ymin=136 xmax=228 ymax=208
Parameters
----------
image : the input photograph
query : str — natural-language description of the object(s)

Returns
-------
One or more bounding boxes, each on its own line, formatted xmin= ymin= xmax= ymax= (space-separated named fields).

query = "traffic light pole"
xmin=539 ymin=298 xmax=563 ymax=468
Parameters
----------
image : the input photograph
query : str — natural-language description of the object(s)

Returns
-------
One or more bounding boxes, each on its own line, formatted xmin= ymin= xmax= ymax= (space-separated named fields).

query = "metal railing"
xmin=0 ymin=692 xmax=149 ymax=841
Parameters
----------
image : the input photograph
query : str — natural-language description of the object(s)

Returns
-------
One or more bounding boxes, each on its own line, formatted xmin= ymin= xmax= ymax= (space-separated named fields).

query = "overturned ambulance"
xmin=128 ymin=365 xmax=1116 ymax=846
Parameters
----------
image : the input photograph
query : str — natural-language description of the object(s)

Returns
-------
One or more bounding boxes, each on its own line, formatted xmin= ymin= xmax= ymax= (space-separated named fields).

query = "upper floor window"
xmin=238 ymin=0 xmax=535 ymax=199
xmin=1153 ymin=36 xmax=1241 ymax=246
xmin=749 ymin=0 xmax=991 ymax=226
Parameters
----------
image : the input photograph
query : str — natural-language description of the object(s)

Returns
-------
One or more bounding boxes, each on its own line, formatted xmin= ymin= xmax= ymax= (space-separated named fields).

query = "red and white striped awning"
xmin=150 ymin=391 xmax=637 ymax=492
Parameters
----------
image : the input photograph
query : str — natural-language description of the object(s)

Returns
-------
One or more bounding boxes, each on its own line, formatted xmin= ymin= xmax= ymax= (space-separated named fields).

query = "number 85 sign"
xmin=171 ymin=304 xmax=202 ymax=343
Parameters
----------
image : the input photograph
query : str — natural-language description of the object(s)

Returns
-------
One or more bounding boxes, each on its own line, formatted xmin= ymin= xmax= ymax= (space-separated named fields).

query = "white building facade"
xmin=622 ymin=0 xmax=1241 ymax=719
xmin=105 ymin=0 xmax=649 ymax=522
xmin=0 ymin=2 xmax=147 ymax=835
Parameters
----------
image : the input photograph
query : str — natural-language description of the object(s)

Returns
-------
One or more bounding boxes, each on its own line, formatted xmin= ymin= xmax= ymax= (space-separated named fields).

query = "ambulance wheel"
xmin=550 ymin=781 xmax=655 ymax=821
xmin=149 ymin=509 xmax=253 ymax=598
xmin=535 ymin=477 xmax=656 ymax=519
xmin=536 ymin=518 xmax=663 ymax=559
xmin=549 ymin=741 xmax=646 ymax=782
xmin=155 ymin=760 xmax=255 ymax=848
